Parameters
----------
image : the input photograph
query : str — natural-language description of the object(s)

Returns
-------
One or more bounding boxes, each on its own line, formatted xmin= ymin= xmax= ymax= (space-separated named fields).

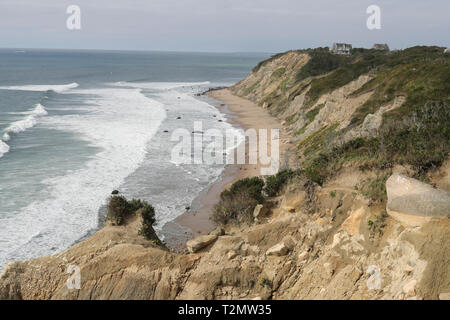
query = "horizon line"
xmin=0 ymin=43 xmax=446 ymax=55
xmin=0 ymin=46 xmax=276 ymax=55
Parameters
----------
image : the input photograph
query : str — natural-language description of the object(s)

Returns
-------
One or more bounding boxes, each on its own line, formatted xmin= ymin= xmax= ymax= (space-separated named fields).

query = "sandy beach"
xmin=164 ymin=88 xmax=292 ymax=250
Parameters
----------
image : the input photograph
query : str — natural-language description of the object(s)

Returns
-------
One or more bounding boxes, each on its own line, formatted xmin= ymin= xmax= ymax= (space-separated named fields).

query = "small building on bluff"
xmin=372 ymin=43 xmax=390 ymax=51
xmin=330 ymin=43 xmax=352 ymax=56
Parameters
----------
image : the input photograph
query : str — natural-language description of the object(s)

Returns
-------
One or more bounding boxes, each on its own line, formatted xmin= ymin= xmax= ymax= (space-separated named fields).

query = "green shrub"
xmin=368 ymin=212 xmax=388 ymax=238
xmin=260 ymin=278 xmax=272 ymax=288
xmin=294 ymin=104 xmax=326 ymax=137
xmin=213 ymin=177 xmax=265 ymax=225
xmin=221 ymin=177 xmax=265 ymax=203
xmin=107 ymin=196 xmax=157 ymax=242
xmin=362 ymin=173 xmax=390 ymax=203
xmin=305 ymin=103 xmax=325 ymax=123
xmin=137 ymin=202 xmax=157 ymax=240
xmin=264 ymin=169 xmax=297 ymax=197
xmin=271 ymin=67 xmax=286 ymax=79
xmin=212 ymin=193 xmax=258 ymax=226
xmin=296 ymin=49 xmax=347 ymax=81
xmin=304 ymin=153 xmax=329 ymax=185
xmin=107 ymin=196 xmax=131 ymax=226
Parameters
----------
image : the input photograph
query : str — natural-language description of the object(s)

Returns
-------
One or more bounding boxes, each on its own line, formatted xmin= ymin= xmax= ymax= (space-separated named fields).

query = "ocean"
xmin=0 ymin=49 xmax=268 ymax=268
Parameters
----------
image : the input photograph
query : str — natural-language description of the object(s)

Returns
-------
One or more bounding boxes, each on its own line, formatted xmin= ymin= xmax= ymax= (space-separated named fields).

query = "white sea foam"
xmin=0 ymin=140 xmax=9 ymax=158
xmin=0 ymin=82 xmax=79 ymax=93
xmin=114 ymin=81 xmax=210 ymax=91
xmin=122 ymin=86 xmax=245 ymax=232
xmin=0 ymin=86 xmax=167 ymax=267
xmin=2 ymin=104 xmax=48 ymax=141
xmin=0 ymin=81 xmax=242 ymax=268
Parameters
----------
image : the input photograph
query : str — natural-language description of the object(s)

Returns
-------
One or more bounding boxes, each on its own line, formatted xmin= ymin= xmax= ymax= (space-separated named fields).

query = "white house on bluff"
xmin=330 ymin=43 xmax=352 ymax=56
xmin=372 ymin=43 xmax=390 ymax=51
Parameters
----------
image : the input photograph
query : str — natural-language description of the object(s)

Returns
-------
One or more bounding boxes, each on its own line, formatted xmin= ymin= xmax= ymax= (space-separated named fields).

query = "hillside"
xmin=0 ymin=46 xmax=449 ymax=300
xmin=232 ymin=46 xmax=450 ymax=192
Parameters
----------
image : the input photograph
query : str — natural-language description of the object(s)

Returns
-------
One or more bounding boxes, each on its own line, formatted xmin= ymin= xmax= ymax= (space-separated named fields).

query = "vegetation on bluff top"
xmin=301 ymin=47 xmax=450 ymax=191
xmin=212 ymin=177 xmax=265 ymax=225
xmin=264 ymin=169 xmax=298 ymax=197
xmin=350 ymin=46 xmax=450 ymax=125
xmin=237 ymin=46 xmax=449 ymax=202
xmin=107 ymin=196 xmax=160 ymax=243
xmin=213 ymin=171 xmax=302 ymax=226
xmin=295 ymin=48 xmax=348 ymax=81
xmin=251 ymin=46 xmax=449 ymax=113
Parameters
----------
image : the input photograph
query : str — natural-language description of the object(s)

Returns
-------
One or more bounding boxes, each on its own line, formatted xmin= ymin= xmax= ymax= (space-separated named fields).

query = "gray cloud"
xmin=0 ymin=0 xmax=448 ymax=52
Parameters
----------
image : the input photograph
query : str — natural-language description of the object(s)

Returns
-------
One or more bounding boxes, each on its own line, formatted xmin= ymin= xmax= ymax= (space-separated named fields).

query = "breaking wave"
xmin=0 ymin=86 xmax=167 ymax=267
xmin=113 ymin=81 xmax=211 ymax=90
xmin=2 ymin=104 xmax=48 ymax=142
xmin=0 ymin=82 xmax=79 ymax=93
xmin=0 ymin=140 xmax=9 ymax=158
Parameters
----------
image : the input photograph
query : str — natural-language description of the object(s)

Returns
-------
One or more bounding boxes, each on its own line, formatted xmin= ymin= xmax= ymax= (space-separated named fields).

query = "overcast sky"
xmin=0 ymin=0 xmax=448 ymax=52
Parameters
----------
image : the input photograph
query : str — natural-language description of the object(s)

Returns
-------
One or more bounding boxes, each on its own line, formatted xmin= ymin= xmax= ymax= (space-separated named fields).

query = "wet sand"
xmin=164 ymin=88 xmax=292 ymax=251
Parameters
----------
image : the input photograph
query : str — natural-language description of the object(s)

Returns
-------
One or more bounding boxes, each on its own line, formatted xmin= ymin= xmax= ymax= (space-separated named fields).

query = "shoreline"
xmin=165 ymin=88 xmax=292 ymax=251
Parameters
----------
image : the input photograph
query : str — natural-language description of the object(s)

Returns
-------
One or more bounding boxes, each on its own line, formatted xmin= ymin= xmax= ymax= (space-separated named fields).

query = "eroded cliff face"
xmin=1 ymin=48 xmax=449 ymax=300
xmin=1 ymin=173 xmax=448 ymax=300
xmin=230 ymin=50 xmax=404 ymax=149
xmin=232 ymin=51 xmax=310 ymax=105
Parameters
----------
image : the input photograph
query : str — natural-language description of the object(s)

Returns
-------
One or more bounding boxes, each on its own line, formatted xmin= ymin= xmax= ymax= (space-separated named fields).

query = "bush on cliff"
xmin=295 ymin=49 xmax=347 ymax=81
xmin=212 ymin=177 xmax=264 ymax=225
xmin=137 ymin=202 xmax=158 ymax=241
xmin=264 ymin=169 xmax=298 ymax=197
xmin=221 ymin=177 xmax=265 ymax=203
xmin=107 ymin=196 xmax=156 ymax=228
xmin=107 ymin=195 xmax=132 ymax=226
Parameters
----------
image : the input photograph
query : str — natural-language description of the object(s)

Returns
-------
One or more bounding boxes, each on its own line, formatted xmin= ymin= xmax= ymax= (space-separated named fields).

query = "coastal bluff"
xmin=1 ymin=46 xmax=449 ymax=300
